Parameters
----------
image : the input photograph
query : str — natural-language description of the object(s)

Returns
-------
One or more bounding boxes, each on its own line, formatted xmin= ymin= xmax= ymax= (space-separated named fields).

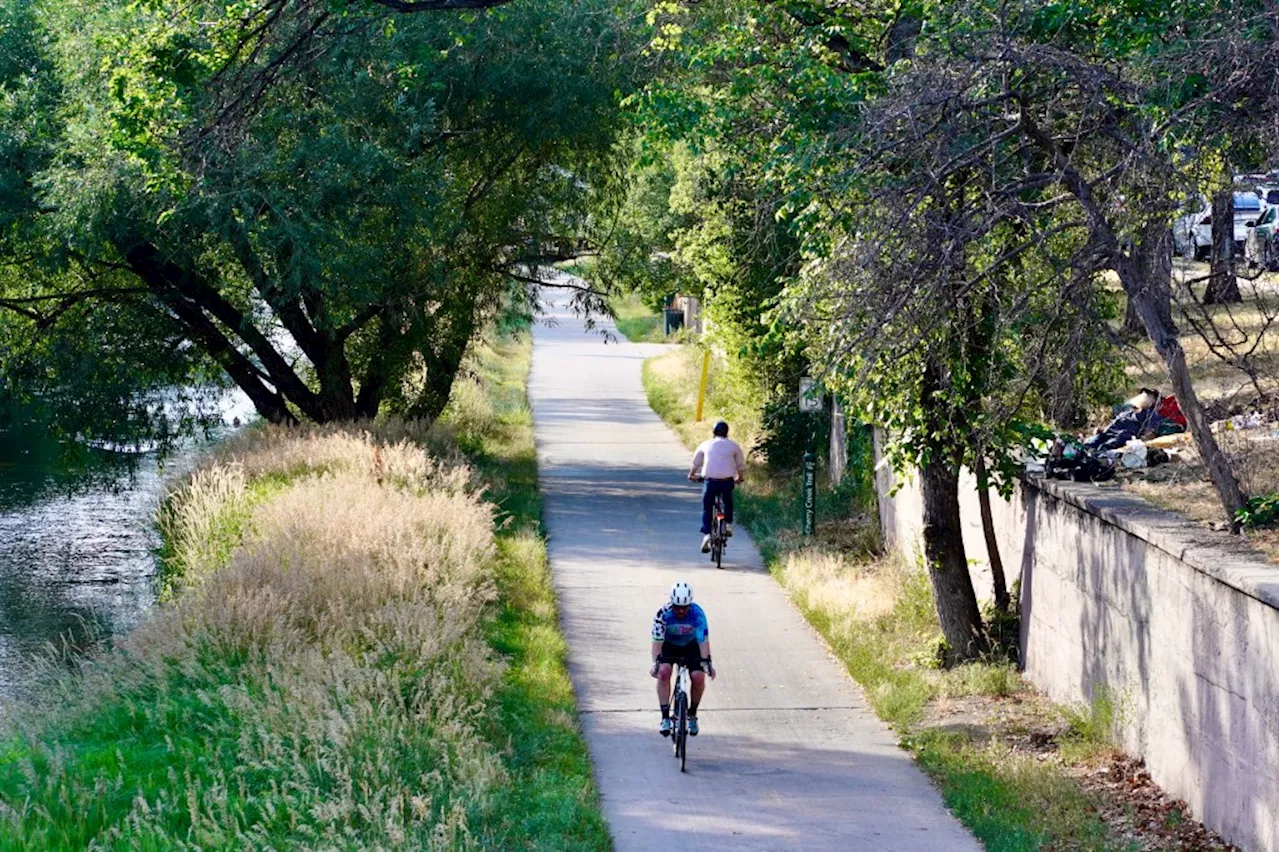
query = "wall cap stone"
xmin=1024 ymin=475 xmax=1278 ymax=610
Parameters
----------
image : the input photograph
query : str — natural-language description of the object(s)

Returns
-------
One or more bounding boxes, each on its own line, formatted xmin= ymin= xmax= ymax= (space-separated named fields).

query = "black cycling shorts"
xmin=658 ymin=641 xmax=704 ymax=671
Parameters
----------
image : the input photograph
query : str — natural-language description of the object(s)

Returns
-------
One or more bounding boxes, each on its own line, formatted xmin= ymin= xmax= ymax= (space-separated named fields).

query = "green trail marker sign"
xmin=799 ymin=377 xmax=820 ymax=536
xmin=802 ymin=450 xmax=816 ymax=536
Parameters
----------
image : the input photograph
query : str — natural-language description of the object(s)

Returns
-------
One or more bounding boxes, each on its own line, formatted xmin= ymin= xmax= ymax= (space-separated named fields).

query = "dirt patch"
xmin=1068 ymin=755 xmax=1239 ymax=851
xmin=1117 ymin=425 xmax=1278 ymax=561
xmin=923 ymin=694 xmax=1240 ymax=851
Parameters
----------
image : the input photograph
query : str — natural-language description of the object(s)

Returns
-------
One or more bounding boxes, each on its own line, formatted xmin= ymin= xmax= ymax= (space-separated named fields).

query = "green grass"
xmin=641 ymin=341 xmax=1129 ymax=852
xmin=641 ymin=345 xmax=764 ymax=452
xmin=609 ymin=292 xmax=666 ymax=343
xmin=0 ymin=329 xmax=607 ymax=850
xmin=445 ymin=331 xmax=611 ymax=849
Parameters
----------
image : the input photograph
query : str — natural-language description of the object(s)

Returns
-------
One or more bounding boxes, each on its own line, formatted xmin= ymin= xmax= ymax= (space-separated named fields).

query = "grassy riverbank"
xmin=642 ymin=344 xmax=1229 ymax=851
xmin=0 ymin=330 xmax=607 ymax=849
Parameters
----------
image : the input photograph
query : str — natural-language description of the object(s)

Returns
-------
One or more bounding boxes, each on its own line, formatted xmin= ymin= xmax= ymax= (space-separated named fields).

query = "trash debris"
xmin=1214 ymin=411 xmax=1267 ymax=431
xmin=1086 ymin=406 xmax=1168 ymax=452
xmin=1120 ymin=438 xmax=1148 ymax=469
xmin=1021 ymin=388 xmax=1272 ymax=485
xmin=1044 ymin=437 xmax=1117 ymax=482
xmin=1145 ymin=432 xmax=1190 ymax=450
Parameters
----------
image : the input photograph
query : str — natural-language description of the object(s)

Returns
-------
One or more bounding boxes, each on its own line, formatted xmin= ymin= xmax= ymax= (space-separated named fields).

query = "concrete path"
xmin=528 ymin=283 xmax=980 ymax=851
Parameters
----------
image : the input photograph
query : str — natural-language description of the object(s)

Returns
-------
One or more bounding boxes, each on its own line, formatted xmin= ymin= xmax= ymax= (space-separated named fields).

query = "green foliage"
xmin=1059 ymin=686 xmax=1121 ymax=761
xmin=757 ymin=393 xmax=827 ymax=471
xmin=1235 ymin=492 xmax=1279 ymax=529
xmin=609 ymin=291 xmax=667 ymax=343
xmin=0 ymin=0 xmax=643 ymax=441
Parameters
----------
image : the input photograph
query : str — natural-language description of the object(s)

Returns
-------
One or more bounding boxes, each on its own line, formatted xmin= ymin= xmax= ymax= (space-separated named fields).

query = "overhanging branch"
xmin=363 ymin=0 xmax=514 ymax=9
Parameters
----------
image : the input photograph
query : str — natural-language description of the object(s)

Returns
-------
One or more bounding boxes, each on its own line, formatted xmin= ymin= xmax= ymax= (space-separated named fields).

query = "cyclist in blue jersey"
xmin=650 ymin=581 xmax=716 ymax=736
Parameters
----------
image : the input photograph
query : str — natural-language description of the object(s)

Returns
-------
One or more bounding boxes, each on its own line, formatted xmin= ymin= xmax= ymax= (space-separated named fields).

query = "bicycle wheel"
xmin=675 ymin=691 xmax=688 ymax=772
xmin=716 ymin=512 xmax=726 ymax=569
xmin=671 ymin=683 xmax=682 ymax=758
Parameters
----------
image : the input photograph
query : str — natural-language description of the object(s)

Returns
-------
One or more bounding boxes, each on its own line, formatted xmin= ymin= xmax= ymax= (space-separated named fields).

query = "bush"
xmin=1236 ymin=492 xmax=1279 ymax=529
xmin=756 ymin=392 xmax=829 ymax=471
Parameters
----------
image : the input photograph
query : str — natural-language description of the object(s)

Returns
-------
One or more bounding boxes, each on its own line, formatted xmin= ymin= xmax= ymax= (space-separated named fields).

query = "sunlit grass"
xmin=0 ymin=330 xmax=607 ymax=849
xmin=444 ymin=331 xmax=609 ymax=849
xmin=1122 ymin=266 xmax=1278 ymax=407
xmin=609 ymin=292 xmax=666 ymax=343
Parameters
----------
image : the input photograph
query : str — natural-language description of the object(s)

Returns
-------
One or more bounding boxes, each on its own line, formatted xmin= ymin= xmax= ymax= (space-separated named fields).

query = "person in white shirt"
xmin=687 ymin=421 xmax=746 ymax=552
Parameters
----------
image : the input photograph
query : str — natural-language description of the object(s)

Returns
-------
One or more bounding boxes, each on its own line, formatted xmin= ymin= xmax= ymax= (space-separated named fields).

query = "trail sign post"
xmin=799 ymin=377 xmax=820 ymax=536
xmin=798 ymin=378 xmax=823 ymax=413
xmin=802 ymin=450 xmax=816 ymax=536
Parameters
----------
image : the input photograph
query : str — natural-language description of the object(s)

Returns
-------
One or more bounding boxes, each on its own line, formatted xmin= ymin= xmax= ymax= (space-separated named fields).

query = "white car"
xmin=1244 ymin=204 xmax=1279 ymax=271
xmin=1172 ymin=192 xmax=1264 ymax=260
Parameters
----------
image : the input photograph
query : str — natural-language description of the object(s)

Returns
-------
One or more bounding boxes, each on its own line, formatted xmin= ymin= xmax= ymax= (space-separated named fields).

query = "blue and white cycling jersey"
xmin=651 ymin=603 xmax=709 ymax=647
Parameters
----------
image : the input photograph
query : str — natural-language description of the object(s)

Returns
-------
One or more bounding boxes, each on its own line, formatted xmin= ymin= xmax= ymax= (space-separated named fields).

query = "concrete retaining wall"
xmin=874 ymin=435 xmax=1279 ymax=852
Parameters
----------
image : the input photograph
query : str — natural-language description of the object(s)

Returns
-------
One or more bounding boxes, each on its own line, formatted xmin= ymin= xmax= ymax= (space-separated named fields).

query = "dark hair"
xmin=713 ymin=420 xmax=729 ymax=437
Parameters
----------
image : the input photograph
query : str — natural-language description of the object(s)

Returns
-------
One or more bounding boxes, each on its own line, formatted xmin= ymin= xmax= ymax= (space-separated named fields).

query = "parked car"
xmin=1244 ymin=204 xmax=1279 ymax=271
xmin=1172 ymin=192 xmax=1264 ymax=260
xmin=1257 ymin=185 xmax=1279 ymax=208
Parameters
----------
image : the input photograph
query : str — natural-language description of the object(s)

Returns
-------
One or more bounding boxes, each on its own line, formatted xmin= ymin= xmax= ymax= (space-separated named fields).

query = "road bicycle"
xmin=659 ymin=656 xmax=707 ymax=772
xmin=692 ymin=476 xmax=728 ymax=569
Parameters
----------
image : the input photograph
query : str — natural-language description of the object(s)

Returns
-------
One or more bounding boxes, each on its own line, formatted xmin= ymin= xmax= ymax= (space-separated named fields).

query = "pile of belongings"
xmin=1043 ymin=389 xmax=1188 ymax=482
xmin=1044 ymin=438 xmax=1117 ymax=482
xmin=1083 ymin=388 xmax=1186 ymax=452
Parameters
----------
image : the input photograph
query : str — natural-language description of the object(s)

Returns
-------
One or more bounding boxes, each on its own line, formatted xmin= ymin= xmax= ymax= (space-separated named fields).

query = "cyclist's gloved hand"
xmin=649 ymin=660 xmax=660 ymax=678
xmin=702 ymin=659 xmax=716 ymax=679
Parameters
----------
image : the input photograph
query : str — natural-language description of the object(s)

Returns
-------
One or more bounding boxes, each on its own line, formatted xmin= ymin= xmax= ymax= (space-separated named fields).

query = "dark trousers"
xmin=701 ymin=478 xmax=735 ymax=534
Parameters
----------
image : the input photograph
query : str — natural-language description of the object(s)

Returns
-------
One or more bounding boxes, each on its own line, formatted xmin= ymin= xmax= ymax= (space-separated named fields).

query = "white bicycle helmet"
xmin=669 ymin=581 xmax=694 ymax=606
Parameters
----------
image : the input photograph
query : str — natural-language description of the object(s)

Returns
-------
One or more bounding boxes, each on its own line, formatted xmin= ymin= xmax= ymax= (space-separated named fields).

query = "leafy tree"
xmin=624 ymin=0 xmax=1274 ymax=659
xmin=0 ymin=0 xmax=638 ymax=441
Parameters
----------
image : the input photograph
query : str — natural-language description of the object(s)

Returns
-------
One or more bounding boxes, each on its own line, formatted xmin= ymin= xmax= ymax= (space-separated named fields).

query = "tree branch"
xmin=363 ymin=0 xmax=515 ymax=10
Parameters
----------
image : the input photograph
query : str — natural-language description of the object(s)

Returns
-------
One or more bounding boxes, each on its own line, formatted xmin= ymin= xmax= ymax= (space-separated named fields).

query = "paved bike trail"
xmin=528 ymin=282 xmax=980 ymax=851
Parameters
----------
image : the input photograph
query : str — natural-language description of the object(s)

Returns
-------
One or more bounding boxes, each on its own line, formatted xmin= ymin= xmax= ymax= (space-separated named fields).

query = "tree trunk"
xmin=829 ymin=397 xmax=847 ymax=487
xmin=920 ymin=456 xmax=988 ymax=664
xmin=1122 ymin=296 xmax=1146 ymax=337
xmin=973 ymin=455 xmax=1010 ymax=613
xmin=1204 ymin=185 xmax=1241 ymax=304
xmin=919 ymin=354 xmax=986 ymax=664
xmin=409 ymin=300 xmax=480 ymax=421
xmin=1124 ymin=227 xmax=1246 ymax=522
xmin=314 ymin=346 xmax=360 ymax=421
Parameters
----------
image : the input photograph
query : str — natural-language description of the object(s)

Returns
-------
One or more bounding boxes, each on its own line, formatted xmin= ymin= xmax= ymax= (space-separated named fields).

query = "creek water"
xmin=0 ymin=392 xmax=253 ymax=704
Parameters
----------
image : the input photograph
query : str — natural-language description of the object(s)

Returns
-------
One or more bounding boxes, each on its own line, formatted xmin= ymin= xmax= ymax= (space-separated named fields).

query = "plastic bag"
xmin=1120 ymin=438 xmax=1148 ymax=469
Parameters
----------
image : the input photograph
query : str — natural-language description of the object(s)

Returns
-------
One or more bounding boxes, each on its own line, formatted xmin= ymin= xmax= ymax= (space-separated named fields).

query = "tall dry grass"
xmin=0 ymin=422 xmax=511 ymax=848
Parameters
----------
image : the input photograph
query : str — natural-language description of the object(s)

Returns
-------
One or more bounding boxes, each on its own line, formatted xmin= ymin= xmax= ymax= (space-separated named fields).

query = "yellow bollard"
xmin=695 ymin=350 xmax=710 ymax=422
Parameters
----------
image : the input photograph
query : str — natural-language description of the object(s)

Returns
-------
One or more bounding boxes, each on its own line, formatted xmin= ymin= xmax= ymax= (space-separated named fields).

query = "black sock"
xmin=689 ymin=702 xmax=699 ymax=716
xmin=660 ymin=704 xmax=670 ymax=720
